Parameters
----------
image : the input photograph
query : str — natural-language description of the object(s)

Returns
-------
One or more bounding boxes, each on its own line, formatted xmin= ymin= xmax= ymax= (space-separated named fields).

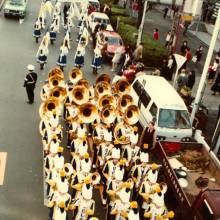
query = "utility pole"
xmin=136 ymin=0 xmax=148 ymax=46
xmin=190 ymin=7 xmax=220 ymax=124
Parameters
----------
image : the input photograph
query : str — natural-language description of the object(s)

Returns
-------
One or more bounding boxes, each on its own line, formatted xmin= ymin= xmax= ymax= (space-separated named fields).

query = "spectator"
xmin=163 ymin=6 xmax=169 ymax=19
xmin=180 ymin=40 xmax=188 ymax=55
xmin=166 ymin=55 xmax=175 ymax=80
xmin=133 ymin=43 xmax=143 ymax=62
xmin=183 ymin=21 xmax=191 ymax=36
xmin=208 ymin=58 xmax=219 ymax=84
xmin=185 ymin=47 xmax=192 ymax=62
xmin=211 ymin=71 xmax=220 ymax=95
xmin=194 ymin=45 xmax=203 ymax=64
xmin=153 ymin=28 xmax=159 ymax=40
xmin=187 ymin=70 xmax=196 ymax=90
xmin=177 ymin=69 xmax=188 ymax=92
xmin=165 ymin=30 xmax=171 ymax=47
xmin=112 ymin=47 xmax=123 ymax=72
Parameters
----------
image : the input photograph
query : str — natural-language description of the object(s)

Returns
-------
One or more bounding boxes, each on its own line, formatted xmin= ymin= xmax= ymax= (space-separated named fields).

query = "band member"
xmin=57 ymin=41 xmax=69 ymax=71
xmin=91 ymin=46 xmax=102 ymax=75
xmin=74 ymin=42 xmax=86 ymax=69
xmin=23 ymin=64 xmax=37 ymax=104
xmin=33 ymin=19 xmax=41 ymax=43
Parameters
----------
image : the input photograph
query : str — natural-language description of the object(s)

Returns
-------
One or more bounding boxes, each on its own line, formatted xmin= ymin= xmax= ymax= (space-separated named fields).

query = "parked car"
xmin=103 ymin=31 xmax=125 ymax=58
xmin=4 ymin=0 xmax=27 ymax=18
xmin=88 ymin=12 xmax=113 ymax=32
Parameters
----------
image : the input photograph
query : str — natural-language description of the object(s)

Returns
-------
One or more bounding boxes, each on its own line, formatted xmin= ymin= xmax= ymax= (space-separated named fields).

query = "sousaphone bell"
xmin=49 ymin=75 xmax=64 ymax=88
xmin=68 ymin=67 xmax=83 ymax=84
xmin=78 ymin=103 xmax=98 ymax=123
xmin=96 ymin=73 xmax=111 ymax=84
xmin=48 ymin=68 xmax=64 ymax=79
xmin=100 ymin=105 xmax=116 ymax=125
xmin=64 ymin=163 xmax=74 ymax=178
xmin=39 ymin=97 xmax=61 ymax=119
xmin=90 ymin=172 xmax=101 ymax=185
xmin=49 ymin=86 xmax=67 ymax=102
xmin=72 ymin=85 xmax=89 ymax=105
xmin=114 ymin=121 xmax=131 ymax=144
xmin=118 ymin=94 xmax=133 ymax=113
xmin=98 ymin=94 xmax=116 ymax=110
xmin=76 ymin=78 xmax=89 ymax=88
xmin=95 ymin=81 xmax=111 ymax=98
xmin=124 ymin=105 xmax=139 ymax=125
xmin=115 ymin=79 xmax=130 ymax=95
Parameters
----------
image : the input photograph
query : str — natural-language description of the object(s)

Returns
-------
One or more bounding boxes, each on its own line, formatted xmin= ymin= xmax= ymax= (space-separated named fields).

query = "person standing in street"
xmin=163 ymin=6 xmax=169 ymax=19
xmin=153 ymin=28 xmax=159 ymax=40
xmin=133 ymin=42 xmax=143 ymax=63
xmin=180 ymin=40 xmax=188 ymax=55
xmin=165 ymin=30 xmax=171 ymax=47
xmin=23 ymin=65 xmax=37 ymax=104
xmin=187 ymin=70 xmax=196 ymax=90
xmin=194 ymin=45 xmax=203 ymax=65
xmin=211 ymin=72 xmax=220 ymax=95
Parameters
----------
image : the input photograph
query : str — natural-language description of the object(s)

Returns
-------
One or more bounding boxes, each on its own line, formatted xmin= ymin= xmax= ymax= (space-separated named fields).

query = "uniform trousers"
xmin=26 ymin=86 xmax=35 ymax=103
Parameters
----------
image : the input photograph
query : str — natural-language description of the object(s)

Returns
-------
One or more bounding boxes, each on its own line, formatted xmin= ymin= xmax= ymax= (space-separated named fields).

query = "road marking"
xmin=0 ymin=152 xmax=7 ymax=185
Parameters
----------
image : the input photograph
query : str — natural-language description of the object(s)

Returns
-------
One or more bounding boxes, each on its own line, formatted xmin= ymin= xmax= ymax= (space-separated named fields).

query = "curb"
xmin=0 ymin=0 xmax=6 ymax=11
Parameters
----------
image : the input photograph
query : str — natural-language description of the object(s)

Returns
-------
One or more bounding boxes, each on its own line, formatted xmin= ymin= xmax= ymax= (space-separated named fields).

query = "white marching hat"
xmin=27 ymin=64 xmax=35 ymax=71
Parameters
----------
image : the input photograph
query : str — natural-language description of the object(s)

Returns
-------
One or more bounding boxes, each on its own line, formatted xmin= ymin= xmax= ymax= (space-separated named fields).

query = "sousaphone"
xmin=100 ymin=105 xmax=116 ymax=125
xmin=115 ymin=78 xmax=130 ymax=95
xmin=76 ymin=78 xmax=89 ymax=88
xmin=114 ymin=121 xmax=131 ymax=145
xmin=96 ymin=73 xmax=111 ymax=84
xmin=48 ymin=68 xmax=64 ymax=79
xmin=39 ymin=97 xmax=61 ymax=118
xmin=95 ymin=81 xmax=111 ymax=98
xmin=49 ymin=75 xmax=64 ymax=88
xmin=124 ymin=105 xmax=139 ymax=125
xmin=49 ymin=86 xmax=67 ymax=102
xmin=90 ymin=172 xmax=101 ymax=185
xmin=78 ymin=103 xmax=98 ymax=123
xmin=68 ymin=67 xmax=83 ymax=84
xmin=118 ymin=94 xmax=133 ymax=113
xmin=72 ymin=85 xmax=89 ymax=105
xmin=98 ymin=94 xmax=116 ymax=110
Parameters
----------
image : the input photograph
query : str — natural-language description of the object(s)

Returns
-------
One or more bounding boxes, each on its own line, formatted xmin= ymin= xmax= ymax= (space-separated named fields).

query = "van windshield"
xmin=158 ymin=109 xmax=191 ymax=129
xmin=10 ymin=0 xmax=23 ymax=5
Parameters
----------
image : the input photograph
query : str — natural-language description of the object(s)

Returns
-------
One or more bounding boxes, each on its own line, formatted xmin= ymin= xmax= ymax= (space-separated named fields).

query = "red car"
xmin=102 ymin=31 xmax=125 ymax=58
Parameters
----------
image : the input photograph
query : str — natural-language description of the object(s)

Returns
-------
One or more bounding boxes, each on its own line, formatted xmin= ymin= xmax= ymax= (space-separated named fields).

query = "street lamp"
xmin=190 ymin=7 xmax=220 ymax=124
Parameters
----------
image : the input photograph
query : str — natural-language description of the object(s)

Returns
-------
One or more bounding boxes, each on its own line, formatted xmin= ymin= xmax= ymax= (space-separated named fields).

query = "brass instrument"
xmin=68 ymin=67 xmax=83 ymax=84
xmin=76 ymin=78 xmax=89 ymax=88
xmin=114 ymin=122 xmax=131 ymax=144
xmin=115 ymin=79 xmax=130 ymax=95
xmin=100 ymin=105 xmax=116 ymax=124
xmin=48 ymin=75 xmax=64 ymax=88
xmin=98 ymin=94 xmax=116 ymax=110
xmin=95 ymin=81 xmax=111 ymax=98
xmin=124 ymin=105 xmax=139 ymax=125
xmin=49 ymin=86 xmax=67 ymax=102
xmin=96 ymin=73 xmax=111 ymax=84
xmin=39 ymin=97 xmax=60 ymax=118
xmin=72 ymin=85 xmax=89 ymax=105
xmin=118 ymin=94 xmax=133 ymax=113
xmin=90 ymin=172 xmax=101 ymax=185
xmin=64 ymin=163 xmax=74 ymax=178
xmin=78 ymin=103 xmax=98 ymax=123
xmin=48 ymin=68 xmax=64 ymax=79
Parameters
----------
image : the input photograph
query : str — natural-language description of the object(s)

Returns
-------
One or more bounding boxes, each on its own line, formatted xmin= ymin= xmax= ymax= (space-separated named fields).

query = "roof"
xmin=90 ymin=12 xmax=109 ymax=19
xmin=134 ymin=75 xmax=187 ymax=110
xmin=103 ymin=31 xmax=121 ymax=38
xmin=89 ymin=0 xmax=100 ymax=3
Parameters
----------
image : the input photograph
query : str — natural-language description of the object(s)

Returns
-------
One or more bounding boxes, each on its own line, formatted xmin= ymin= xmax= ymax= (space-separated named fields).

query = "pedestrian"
xmin=23 ymin=65 xmax=37 ymax=104
xmin=36 ymin=35 xmax=49 ymax=70
xmin=111 ymin=46 xmax=123 ymax=72
xmin=92 ymin=20 xmax=101 ymax=48
xmin=165 ymin=30 xmax=171 ymax=47
xmin=176 ymin=69 xmax=188 ymax=92
xmin=187 ymin=70 xmax=196 ymax=90
xmin=166 ymin=55 xmax=175 ymax=80
xmin=133 ymin=42 xmax=143 ymax=62
xmin=193 ymin=45 xmax=203 ymax=64
xmin=208 ymin=58 xmax=219 ymax=84
xmin=33 ymin=19 xmax=41 ymax=43
xmin=163 ymin=6 xmax=169 ymax=19
xmin=183 ymin=21 xmax=191 ymax=36
xmin=185 ymin=47 xmax=192 ymax=63
xmin=139 ymin=121 xmax=156 ymax=151
xmin=153 ymin=28 xmax=159 ymax=40
xmin=57 ymin=40 xmax=69 ymax=71
xmin=211 ymin=72 xmax=220 ymax=95
xmin=180 ymin=40 xmax=188 ymax=55
xmin=91 ymin=46 xmax=102 ymax=74
xmin=74 ymin=41 xmax=86 ymax=69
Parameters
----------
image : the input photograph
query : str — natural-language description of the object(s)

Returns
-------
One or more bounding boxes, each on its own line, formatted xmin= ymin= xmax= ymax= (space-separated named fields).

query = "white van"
xmin=130 ymin=75 xmax=192 ymax=142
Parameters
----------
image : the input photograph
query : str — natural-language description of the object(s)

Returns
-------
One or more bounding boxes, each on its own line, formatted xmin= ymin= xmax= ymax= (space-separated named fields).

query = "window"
xmin=158 ymin=109 xmax=191 ymax=129
xmin=149 ymin=102 xmax=158 ymax=118
xmin=140 ymin=90 xmax=151 ymax=108
xmin=108 ymin=37 xmax=120 ymax=45
xmin=198 ymin=200 xmax=213 ymax=220
xmin=133 ymin=80 xmax=143 ymax=96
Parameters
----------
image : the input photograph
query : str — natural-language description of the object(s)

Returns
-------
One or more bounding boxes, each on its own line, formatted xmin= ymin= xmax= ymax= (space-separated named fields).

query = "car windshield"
xmin=94 ymin=17 xmax=110 ymax=24
xmin=108 ymin=37 xmax=121 ymax=45
xmin=158 ymin=109 xmax=191 ymax=129
xmin=10 ymin=0 xmax=23 ymax=5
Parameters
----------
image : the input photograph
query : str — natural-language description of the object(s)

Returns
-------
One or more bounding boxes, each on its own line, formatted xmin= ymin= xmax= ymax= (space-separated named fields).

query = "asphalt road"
xmin=0 ymin=0 xmax=110 ymax=219
xmin=0 ymin=1 xmax=219 ymax=220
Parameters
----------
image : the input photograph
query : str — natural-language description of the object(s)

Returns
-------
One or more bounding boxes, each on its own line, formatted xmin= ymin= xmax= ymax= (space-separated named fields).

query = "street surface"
xmin=0 ymin=1 xmax=219 ymax=220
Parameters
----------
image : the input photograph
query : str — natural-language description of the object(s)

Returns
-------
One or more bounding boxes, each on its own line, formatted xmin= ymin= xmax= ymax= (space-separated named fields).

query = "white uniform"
xmin=97 ymin=143 xmax=113 ymax=167
xmin=122 ymin=145 xmax=140 ymax=165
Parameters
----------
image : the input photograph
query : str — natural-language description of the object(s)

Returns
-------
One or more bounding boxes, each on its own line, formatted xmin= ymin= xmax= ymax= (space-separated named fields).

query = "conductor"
xmin=24 ymin=65 xmax=37 ymax=104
